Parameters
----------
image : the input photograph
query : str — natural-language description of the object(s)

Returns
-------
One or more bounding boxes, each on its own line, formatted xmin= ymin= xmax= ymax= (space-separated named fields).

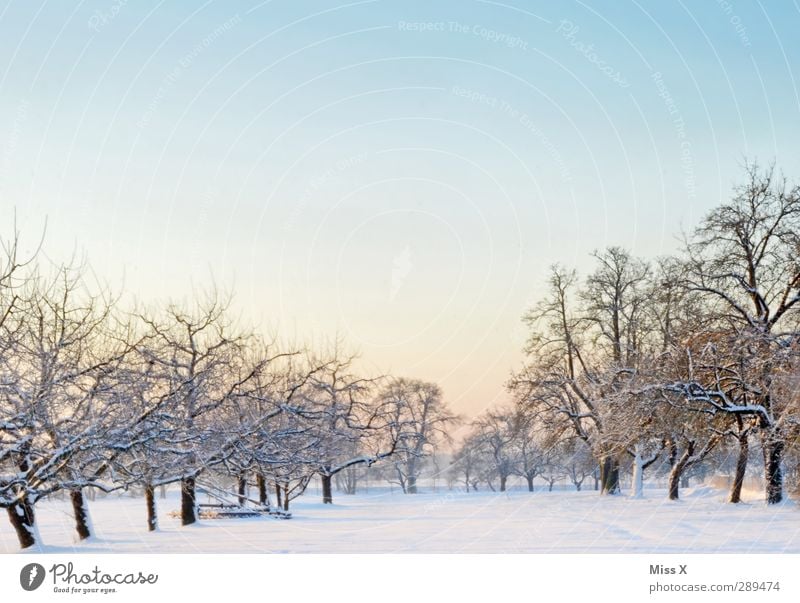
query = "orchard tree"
xmin=674 ymin=163 xmax=800 ymax=504
xmin=450 ymin=433 xmax=490 ymax=492
xmin=382 ymin=379 xmax=459 ymax=494
xmin=137 ymin=293 xmax=260 ymax=525
xmin=471 ymin=408 xmax=518 ymax=492
xmin=510 ymin=260 xmax=644 ymax=495
xmin=300 ymin=351 xmax=399 ymax=504
xmin=0 ymin=263 xmax=127 ymax=546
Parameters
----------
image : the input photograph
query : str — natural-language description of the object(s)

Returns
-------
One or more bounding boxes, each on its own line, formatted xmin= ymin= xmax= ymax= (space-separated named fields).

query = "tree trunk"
xmin=526 ymin=475 xmax=534 ymax=492
xmin=405 ymin=457 xmax=417 ymax=494
xmin=6 ymin=497 xmax=36 ymax=549
xmin=631 ymin=447 xmax=645 ymax=499
xmin=599 ymin=456 xmax=619 ymax=495
xmin=70 ymin=489 xmax=92 ymax=540
xmin=499 ymin=475 xmax=507 ymax=492
xmin=321 ymin=474 xmax=333 ymax=504
xmin=668 ymin=469 xmax=681 ymax=500
xmin=668 ymin=443 xmax=693 ymax=501
xmin=575 ymin=480 xmax=582 ymax=492
xmin=145 ymin=484 xmax=158 ymax=531
xmin=256 ymin=473 xmax=268 ymax=506
xmin=283 ymin=486 xmax=290 ymax=511
xmin=275 ymin=483 xmax=282 ymax=509
xmin=729 ymin=431 xmax=749 ymax=504
xmin=181 ymin=477 xmax=197 ymax=525
xmin=237 ymin=475 xmax=247 ymax=506
xmin=762 ymin=434 xmax=784 ymax=505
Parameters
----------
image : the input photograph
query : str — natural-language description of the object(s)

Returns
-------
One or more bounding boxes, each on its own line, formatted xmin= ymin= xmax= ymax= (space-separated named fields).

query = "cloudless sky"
xmin=1 ymin=0 xmax=799 ymax=419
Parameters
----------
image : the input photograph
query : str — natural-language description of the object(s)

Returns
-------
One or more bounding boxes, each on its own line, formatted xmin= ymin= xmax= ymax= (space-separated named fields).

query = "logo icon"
xmin=20 ymin=563 xmax=45 ymax=591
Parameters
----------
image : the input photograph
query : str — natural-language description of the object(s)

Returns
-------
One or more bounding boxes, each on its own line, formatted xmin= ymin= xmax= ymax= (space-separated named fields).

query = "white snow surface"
xmin=3 ymin=486 xmax=798 ymax=554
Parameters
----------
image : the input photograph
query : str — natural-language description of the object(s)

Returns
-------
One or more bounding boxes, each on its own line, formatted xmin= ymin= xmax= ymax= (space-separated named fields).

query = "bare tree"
xmin=471 ymin=408 xmax=518 ymax=492
xmin=0 ymin=262 xmax=125 ymax=546
xmin=510 ymin=258 xmax=651 ymax=495
xmin=382 ymin=379 xmax=459 ymax=494
xmin=299 ymin=351 xmax=399 ymax=504
xmin=450 ymin=434 xmax=489 ymax=492
xmin=674 ymin=163 xmax=800 ymax=503
xmin=136 ymin=292 xmax=259 ymax=525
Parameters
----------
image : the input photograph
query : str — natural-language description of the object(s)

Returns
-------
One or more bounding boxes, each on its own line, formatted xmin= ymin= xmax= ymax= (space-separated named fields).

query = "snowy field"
xmin=3 ymin=485 xmax=799 ymax=554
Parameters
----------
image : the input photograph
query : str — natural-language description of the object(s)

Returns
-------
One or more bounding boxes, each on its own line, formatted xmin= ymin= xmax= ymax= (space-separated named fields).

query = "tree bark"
xmin=145 ymin=484 xmax=158 ymax=531
xmin=181 ymin=477 xmax=197 ymax=525
xmin=729 ymin=431 xmax=749 ymax=504
xmin=237 ymin=475 xmax=247 ymax=506
xmin=599 ymin=456 xmax=619 ymax=494
xmin=275 ymin=483 xmax=282 ymax=509
xmin=282 ymin=485 xmax=290 ymax=511
xmin=668 ymin=443 xmax=693 ymax=501
xmin=762 ymin=434 xmax=784 ymax=505
xmin=321 ymin=474 xmax=333 ymax=504
xmin=499 ymin=475 xmax=507 ymax=492
xmin=407 ymin=475 xmax=418 ymax=494
xmin=631 ymin=446 xmax=645 ymax=499
xmin=526 ymin=475 xmax=534 ymax=492
xmin=70 ymin=489 xmax=92 ymax=540
xmin=668 ymin=470 xmax=681 ymax=500
xmin=6 ymin=497 xmax=36 ymax=549
xmin=256 ymin=473 xmax=268 ymax=506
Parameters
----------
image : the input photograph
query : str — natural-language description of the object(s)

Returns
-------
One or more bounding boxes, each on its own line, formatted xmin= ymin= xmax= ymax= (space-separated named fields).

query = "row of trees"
xmin=506 ymin=164 xmax=800 ymax=504
xmin=0 ymin=237 xmax=458 ymax=549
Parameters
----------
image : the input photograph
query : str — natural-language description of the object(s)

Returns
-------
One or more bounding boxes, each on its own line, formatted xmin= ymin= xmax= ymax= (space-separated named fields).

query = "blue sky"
xmin=1 ymin=0 xmax=799 ymax=416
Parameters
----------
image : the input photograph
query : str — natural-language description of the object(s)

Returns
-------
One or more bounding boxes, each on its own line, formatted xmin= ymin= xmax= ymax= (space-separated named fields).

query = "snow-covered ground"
xmin=3 ymin=486 xmax=798 ymax=554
